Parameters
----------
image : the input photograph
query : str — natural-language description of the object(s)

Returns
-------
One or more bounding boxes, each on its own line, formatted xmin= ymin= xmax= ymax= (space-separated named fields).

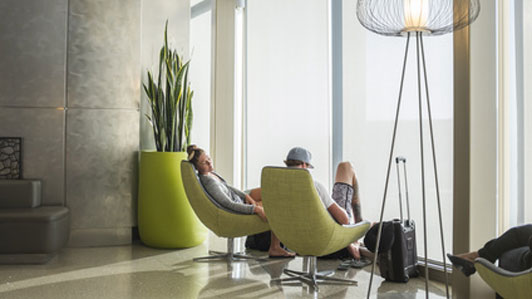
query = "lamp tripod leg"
xmin=415 ymin=31 xmax=430 ymax=299
xmin=366 ymin=32 xmax=412 ymax=299
xmin=419 ymin=33 xmax=450 ymax=299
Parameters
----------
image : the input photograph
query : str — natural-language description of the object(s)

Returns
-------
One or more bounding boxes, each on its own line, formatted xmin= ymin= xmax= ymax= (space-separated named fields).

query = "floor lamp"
xmin=356 ymin=1 xmax=480 ymax=298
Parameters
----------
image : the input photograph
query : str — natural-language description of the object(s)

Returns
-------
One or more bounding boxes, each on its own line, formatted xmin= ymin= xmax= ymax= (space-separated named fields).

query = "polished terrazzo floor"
xmin=0 ymin=233 xmax=449 ymax=299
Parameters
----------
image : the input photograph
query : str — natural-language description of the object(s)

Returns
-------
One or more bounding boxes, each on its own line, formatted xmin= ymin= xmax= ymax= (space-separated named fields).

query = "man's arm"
xmin=328 ymin=203 xmax=349 ymax=225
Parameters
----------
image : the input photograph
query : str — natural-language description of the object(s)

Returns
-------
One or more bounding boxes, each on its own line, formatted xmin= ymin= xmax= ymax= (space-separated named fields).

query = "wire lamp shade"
xmin=357 ymin=0 xmax=480 ymax=36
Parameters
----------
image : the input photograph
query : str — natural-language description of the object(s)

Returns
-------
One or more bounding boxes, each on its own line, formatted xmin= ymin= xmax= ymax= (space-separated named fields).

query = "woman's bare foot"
xmin=268 ymin=233 xmax=294 ymax=257
xmin=268 ymin=247 xmax=295 ymax=258
xmin=347 ymin=242 xmax=361 ymax=260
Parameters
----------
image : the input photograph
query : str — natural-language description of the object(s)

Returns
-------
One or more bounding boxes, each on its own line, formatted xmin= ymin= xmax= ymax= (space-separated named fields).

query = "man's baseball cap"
xmin=285 ymin=147 xmax=314 ymax=168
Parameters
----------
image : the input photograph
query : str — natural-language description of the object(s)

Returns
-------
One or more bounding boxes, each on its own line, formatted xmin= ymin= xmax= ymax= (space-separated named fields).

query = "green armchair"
xmin=475 ymin=257 xmax=532 ymax=299
xmin=181 ymin=161 xmax=270 ymax=262
xmin=261 ymin=166 xmax=370 ymax=290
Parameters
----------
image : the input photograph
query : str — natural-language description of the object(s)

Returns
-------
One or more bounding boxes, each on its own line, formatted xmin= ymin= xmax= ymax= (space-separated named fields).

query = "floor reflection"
xmin=0 ymin=232 xmax=450 ymax=299
xmin=377 ymin=277 xmax=447 ymax=299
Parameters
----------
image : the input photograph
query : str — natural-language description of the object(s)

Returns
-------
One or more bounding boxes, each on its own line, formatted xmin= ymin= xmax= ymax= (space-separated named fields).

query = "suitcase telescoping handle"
xmin=395 ymin=156 xmax=411 ymax=223
xmin=395 ymin=156 xmax=406 ymax=163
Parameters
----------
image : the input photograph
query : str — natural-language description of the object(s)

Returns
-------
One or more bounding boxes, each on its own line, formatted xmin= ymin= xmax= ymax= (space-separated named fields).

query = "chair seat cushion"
xmin=0 ymin=206 xmax=70 ymax=254
xmin=0 ymin=206 xmax=69 ymax=223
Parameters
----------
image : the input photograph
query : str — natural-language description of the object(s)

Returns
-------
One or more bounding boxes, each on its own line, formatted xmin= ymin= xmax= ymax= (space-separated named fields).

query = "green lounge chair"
xmin=181 ymin=161 xmax=270 ymax=262
xmin=475 ymin=257 xmax=532 ymax=299
xmin=261 ymin=166 xmax=371 ymax=290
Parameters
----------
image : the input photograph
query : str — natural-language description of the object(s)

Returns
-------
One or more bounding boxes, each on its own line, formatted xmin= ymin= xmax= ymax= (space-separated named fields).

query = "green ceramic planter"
xmin=138 ymin=151 xmax=207 ymax=248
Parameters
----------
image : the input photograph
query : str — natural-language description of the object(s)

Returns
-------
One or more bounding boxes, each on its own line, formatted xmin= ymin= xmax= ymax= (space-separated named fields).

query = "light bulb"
xmin=404 ymin=0 xmax=429 ymax=31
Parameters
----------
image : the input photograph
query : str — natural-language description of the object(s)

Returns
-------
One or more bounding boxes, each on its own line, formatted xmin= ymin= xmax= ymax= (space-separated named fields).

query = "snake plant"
xmin=143 ymin=21 xmax=194 ymax=152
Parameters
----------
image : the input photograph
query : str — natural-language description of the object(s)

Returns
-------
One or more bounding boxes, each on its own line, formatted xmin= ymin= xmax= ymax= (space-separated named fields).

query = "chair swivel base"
xmin=271 ymin=256 xmax=358 ymax=291
xmin=193 ymin=237 xmax=266 ymax=263
xmin=194 ymin=250 xmax=265 ymax=262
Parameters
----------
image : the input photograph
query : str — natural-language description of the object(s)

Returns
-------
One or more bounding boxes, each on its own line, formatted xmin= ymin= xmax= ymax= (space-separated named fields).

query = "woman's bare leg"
xmin=249 ymin=188 xmax=262 ymax=203
xmin=244 ymin=188 xmax=262 ymax=206
xmin=268 ymin=232 xmax=295 ymax=257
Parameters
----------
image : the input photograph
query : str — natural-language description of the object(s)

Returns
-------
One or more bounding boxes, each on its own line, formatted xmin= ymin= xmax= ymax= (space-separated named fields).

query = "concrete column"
xmin=453 ymin=0 xmax=498 ymax=297
xmin=66 ymin=0 xmax=141 ymax=246
xmin=211 ymin=0 xmax=237 ymax=185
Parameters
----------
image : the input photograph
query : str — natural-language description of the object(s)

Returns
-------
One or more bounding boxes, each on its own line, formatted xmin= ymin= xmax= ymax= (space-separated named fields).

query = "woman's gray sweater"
xmin=199 ymin=173 xmax=255 ymax=214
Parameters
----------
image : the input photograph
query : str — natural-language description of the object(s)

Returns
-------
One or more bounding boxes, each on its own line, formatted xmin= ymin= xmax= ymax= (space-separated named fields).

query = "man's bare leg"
xmin=455 ymin=251 xmax=479 ymax=262
xmin=351 ymin=171 xmax=362 ymax=223
xmin=334 ymin=162 xmax=362 ymax=223
xmin=335 ymin=162 xmax=367 ymax=259
xmin=347 ymin=243 xmax=361 ymax=259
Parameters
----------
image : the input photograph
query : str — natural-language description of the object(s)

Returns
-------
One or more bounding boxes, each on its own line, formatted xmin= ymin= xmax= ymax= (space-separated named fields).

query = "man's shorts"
xmin=332 ymin=182 xmax=354 ymax=223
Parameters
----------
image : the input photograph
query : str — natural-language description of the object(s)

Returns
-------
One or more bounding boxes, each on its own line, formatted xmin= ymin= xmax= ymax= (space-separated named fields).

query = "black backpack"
xmin=245 ymin=231 xmax=271 ymax=251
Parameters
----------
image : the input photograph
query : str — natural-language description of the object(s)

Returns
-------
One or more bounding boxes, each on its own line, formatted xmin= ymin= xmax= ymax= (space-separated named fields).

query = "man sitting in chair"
xmin=282 ymin=146 xmax=366 ymax=260
xmin=448 ymin=224 xmax=532 ymax=276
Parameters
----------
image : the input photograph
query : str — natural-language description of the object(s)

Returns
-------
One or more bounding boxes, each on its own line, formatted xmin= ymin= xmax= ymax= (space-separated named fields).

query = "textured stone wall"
xmin=0 ymin=0 xmax=67 ymax=206
xmin=0 ymin=0 xmax=189 ymax=246
xmin=65 ymin=0 xmax=141 ymax=246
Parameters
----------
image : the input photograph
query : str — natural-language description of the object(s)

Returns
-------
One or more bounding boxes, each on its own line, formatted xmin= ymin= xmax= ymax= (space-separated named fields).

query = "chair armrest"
xmin=475 ymin=257 xmax=532 ymax=277
xmin=342 ymin=220 xmax=370 ymax=229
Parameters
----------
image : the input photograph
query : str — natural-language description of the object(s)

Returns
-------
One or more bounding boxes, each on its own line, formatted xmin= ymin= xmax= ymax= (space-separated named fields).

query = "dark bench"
xmin=0 ymin=180 xmax=70 ymax=264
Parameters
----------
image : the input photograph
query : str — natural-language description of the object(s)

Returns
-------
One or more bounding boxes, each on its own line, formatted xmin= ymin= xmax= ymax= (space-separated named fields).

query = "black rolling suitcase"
xmin=378 ymin=156 xmax=419 ymax=282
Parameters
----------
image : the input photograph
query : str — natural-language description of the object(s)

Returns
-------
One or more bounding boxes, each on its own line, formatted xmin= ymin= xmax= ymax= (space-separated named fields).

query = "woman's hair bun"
xmin=187 ymin=144 xmax=205 ymax=163
xmin=187 ymin=144 xmax=198 ymax=154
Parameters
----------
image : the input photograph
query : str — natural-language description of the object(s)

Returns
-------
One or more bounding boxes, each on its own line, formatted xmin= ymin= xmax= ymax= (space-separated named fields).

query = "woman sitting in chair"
xmin=187 ymin=145 xmax=294 ymax=258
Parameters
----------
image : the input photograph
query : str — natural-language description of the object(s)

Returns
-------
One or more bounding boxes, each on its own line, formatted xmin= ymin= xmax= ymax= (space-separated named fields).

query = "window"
xmin=237 ymin=0 xmax=455 ymax=263
xmin=190 ymin=0 xmax=213 ymax=154
xmin=506 ymin=0 xmax=531 ymax=226
xmin=244 ymin=0 xmax=332 ymax=189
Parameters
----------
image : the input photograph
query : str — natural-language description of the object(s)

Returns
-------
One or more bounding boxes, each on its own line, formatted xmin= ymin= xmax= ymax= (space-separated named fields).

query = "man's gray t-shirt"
xmin=314 ymin=181 xmax=334 ymax=209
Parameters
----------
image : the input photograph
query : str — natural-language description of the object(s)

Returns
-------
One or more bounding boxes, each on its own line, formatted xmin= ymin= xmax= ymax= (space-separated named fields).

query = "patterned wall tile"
xmin=0 ymin=0 xmax=67 ymax=108
xmin=66 ymin=108 xmax=139 ymax=229
xmin=68 ymin=0 xmax=141 ymax=109
xmin=0 ymin=108 xmax=65 ymax=205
